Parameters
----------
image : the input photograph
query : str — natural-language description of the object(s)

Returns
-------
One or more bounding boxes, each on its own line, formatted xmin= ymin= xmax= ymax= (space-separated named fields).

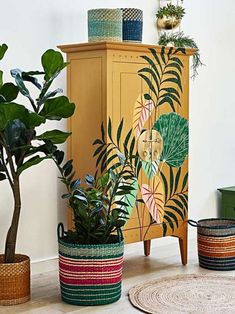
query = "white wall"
xmin=0 ymin=0 xmax=235 ymax=265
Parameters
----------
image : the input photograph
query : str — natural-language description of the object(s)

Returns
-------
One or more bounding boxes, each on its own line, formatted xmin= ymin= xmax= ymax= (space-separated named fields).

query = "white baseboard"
xmin=30 ymin=236 xmax=197 ymax=276
xmin=31 ymin=256 xmax=58 ymax=275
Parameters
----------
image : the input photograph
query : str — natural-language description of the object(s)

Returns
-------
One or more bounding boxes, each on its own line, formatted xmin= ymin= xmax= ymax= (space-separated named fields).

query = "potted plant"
xmin=158 ymin=31 xmax=203 ymax=78
xmin=156 ymin=2 xmax=185 ymax=30
xmin=54 ymin=144 xmax=137 ymax=306
xmin=0 ymin=43 xmax=75 ymax=305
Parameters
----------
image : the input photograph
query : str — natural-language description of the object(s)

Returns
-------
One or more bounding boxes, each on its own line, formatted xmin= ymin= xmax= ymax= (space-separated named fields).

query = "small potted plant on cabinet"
xmin=54 ymin=145 xmax=137 ymax=306
xmin=156 ymin=2 xmax=185 ymax=30
xmin=0 ymin=44 xmax=75 ymax=305
xmin=158 ymin=31 xmax=203 ymax=78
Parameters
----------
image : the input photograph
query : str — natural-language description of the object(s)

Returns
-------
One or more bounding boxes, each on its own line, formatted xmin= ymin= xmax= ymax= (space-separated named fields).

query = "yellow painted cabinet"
xmin=59 ymin=42 xmax=195 ymax=264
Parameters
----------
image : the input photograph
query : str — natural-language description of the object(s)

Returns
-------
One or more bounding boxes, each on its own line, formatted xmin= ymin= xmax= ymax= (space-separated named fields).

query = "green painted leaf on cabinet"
xmin=153 ymin=113 xmax=188 ymax=167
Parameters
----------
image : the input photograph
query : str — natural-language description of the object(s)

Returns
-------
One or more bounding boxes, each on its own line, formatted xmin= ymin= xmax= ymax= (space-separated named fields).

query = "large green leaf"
xmin=154 ymin=113 xmax=188 ymax=167
xmin=4 ymin=119 xmax=26 ymax=150
xmin=0 ymin=44 xmax=7 ymax=61
xmin=0 ymin=103 xmax=28 ymax=130
xmin=0 ymin=83 xmax=19 ymax=102
xmin=0 ymin=103 xmax=45 ymax=130
xmin=36 ymin=130 xmax=71 ymax=144
xmin=17 ymin=155 xmax=48 ymax=175
xmin=41 ymin=49 xmax=68 ymax=81
xmin=26 ymin=112 xmax=46 ymax=128
xmin=39 ymin=96 xmax=75 ymax=120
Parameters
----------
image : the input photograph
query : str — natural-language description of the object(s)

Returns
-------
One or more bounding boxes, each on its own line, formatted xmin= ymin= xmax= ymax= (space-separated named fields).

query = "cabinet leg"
xmin=144 ymin=240 xmax=151 ymax=256
xmin=178 ymin=230 xmax=188 ymax=265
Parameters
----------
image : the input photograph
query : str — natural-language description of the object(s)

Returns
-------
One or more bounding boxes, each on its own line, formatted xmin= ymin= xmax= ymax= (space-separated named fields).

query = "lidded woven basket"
xmin=88 ymin=8 xmax=123 ymax=42
xmin=122 ymin=8 xmax=143 ymax=43
xmin=0 ymin=254 xmax=30 ymax=305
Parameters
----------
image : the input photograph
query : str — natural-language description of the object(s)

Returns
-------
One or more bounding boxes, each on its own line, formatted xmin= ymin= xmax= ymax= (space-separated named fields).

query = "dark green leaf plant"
xmin=0 ymin=44 xmax=75 ymax=263
xmin=54 ymin=156 xmax=137 ymax=245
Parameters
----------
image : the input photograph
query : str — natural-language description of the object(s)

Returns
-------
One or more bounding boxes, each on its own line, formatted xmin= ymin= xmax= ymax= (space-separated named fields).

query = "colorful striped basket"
xmin=122 ymin=8 xmax=143 ymax=43
xmin=188 ymin=218 xmax=235 ymax=270
xmin=88 ymin=9 xmax=123 ymax=42
xmin=57 ymin=224 xmax=124 ymax=305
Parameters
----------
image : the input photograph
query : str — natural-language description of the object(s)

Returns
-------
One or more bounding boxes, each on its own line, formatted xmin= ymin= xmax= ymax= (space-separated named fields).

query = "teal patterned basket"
xmin=122 ymin=8 xmax=143 ymax=43
xmin=88 ymin=9 xmax=123 ymax=42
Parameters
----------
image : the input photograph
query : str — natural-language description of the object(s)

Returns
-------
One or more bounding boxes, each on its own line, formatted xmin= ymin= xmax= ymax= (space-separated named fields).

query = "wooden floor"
xmin=2 ymin=239 xmax=235 ymax=314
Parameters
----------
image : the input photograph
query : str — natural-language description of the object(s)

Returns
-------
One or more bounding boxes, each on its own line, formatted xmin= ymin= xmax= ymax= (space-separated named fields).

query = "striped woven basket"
xmin=188 ymin=219 xmax=235 ymax=270
xmin=88 ymin=9 xmax=122 ymax=42
xmin=122 ymin=8 xmax=143 ymax=43
xmin=58 ymin=224 xmax=124 ymax=305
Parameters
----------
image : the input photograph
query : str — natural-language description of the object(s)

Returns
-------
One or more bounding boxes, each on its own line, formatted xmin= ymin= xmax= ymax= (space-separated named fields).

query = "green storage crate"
xmin=218 ymin=186 xmax=235 ymax=219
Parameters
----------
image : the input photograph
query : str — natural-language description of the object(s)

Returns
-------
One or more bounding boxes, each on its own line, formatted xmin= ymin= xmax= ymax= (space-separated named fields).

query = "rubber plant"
xmin=0 ymin=44 xmax=75 ymax=263
xmin=53 ymin=124 xmax=138 ymax=245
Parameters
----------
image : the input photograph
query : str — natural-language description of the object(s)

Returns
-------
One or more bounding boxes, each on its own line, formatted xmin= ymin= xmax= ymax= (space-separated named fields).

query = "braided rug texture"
xmin=129 ymin=274 xmax=235 ymax=314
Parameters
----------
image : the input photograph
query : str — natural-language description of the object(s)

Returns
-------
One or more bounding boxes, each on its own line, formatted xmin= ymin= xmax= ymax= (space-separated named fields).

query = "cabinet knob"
xmin=137 ymin=129 xmax=163 ymax=162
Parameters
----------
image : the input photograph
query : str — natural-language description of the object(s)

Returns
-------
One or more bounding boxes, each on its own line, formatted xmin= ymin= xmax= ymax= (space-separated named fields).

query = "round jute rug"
xmin=129 ymin=274 xmax=235 ymax=314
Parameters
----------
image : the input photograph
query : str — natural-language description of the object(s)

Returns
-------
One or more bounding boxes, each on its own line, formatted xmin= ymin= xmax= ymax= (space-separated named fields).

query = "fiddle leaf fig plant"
xmin=0 ymin=44 xmax=75 ymax=263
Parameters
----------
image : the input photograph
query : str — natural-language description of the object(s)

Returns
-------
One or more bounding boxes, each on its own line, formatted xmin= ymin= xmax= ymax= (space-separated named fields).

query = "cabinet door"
xmin=222 ymin=199 xmax=235 ymax=219
xmin=69 ymin=56 xmax=105 ymax=180
xmin=110 ymin=50 xmax=189 ymax=243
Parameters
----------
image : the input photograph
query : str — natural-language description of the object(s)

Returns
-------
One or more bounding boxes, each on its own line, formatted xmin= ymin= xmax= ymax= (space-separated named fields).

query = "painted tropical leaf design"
xmin=153 ymin=113 xmax=188 ymax=167
xmin=160 ymin=167 xmax=188 ymax=236
xmin=115 ymin=177 xmax=138 ymax=221
xmin=141 ymin=175 xmax=165 ymax=223
xmin=133 ymin=94 xmax=155 ymax=139
xmin=139 ymin=47 xmax=185 ymax=112
xmin=142 ymin=160 xmax=159 ymax=179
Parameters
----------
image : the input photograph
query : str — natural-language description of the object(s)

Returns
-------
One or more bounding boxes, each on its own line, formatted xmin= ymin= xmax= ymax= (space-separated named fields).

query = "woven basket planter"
xmin=0 ymin=254 xmax=30 ymax=305
xmin=58 ymin=225 xmax=124 ymax=305
xmin=88 ymin=9 xmax=122 ymax=42
xmin=122 ymin=8 xmax=143 ymax=43
xmin=188 ymin=219 xmax=235 ymax=270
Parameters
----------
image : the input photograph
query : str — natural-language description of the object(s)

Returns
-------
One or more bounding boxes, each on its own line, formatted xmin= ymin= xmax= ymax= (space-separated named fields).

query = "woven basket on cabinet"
xmin=88 ymin=9 xmax=123 ymax=42
xmin=58 ymin=224 xmax=124 ymax=305
xmin=122 ymin=8 xmax=143 ymax=43
xmin=188 ymin=218 xmax=235 ymax=270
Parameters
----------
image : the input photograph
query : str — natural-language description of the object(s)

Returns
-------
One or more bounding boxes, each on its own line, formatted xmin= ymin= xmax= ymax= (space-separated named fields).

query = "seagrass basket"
xmin=0 ymin=254 xmax=30 ymax=305
xmin=88 ymin=9 xmax=122 ymax=42
xmin=122 ymin=8 xmax=143 ymax=43
xmin=58 ymin=223 xmax=124 ymax=305
xmin=188 ymin=218 xmax=235 ymax=270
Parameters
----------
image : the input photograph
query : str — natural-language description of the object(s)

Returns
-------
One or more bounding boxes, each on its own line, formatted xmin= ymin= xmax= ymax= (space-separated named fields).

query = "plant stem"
xmin=1 ymin=138 xmax=21 ymax=263
xmin=4 ymin=176 xmax=21 ymax=263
